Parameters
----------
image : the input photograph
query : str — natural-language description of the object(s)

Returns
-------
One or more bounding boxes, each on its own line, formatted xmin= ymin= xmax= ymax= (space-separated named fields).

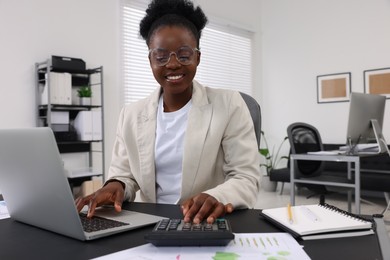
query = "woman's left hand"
xmin=181 ymin=193 xmax=234 ymax=224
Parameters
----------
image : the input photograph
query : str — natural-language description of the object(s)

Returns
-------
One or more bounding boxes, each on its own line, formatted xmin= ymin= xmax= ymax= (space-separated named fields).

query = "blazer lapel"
xmin=181 ymin=82 xmax=212 ymax=200
xmin=137 ymin=88 xmax=161 ymax=203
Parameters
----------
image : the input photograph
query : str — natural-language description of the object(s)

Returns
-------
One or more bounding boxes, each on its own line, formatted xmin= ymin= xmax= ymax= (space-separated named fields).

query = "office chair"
xmin=240 ymin=92 xmax=261 ymax=148
xmin=269 ymin=148 xmax=292 ymax=195
xmin=269 ymin=163 xmax=290 ymax=195
xmin=287 ymin=122 xmax=328 ymax=197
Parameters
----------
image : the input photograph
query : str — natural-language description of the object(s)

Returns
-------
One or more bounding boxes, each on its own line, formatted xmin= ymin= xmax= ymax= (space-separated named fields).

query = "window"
xmin=121 ymin=0 xmax=253 ymax=105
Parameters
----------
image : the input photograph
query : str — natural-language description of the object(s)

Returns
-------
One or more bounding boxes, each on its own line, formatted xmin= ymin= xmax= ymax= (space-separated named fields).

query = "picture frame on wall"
xmin=317 ymin=72 xmax=351 ymax=103
xmin=364 ymin=68 xmax=390 ymax=98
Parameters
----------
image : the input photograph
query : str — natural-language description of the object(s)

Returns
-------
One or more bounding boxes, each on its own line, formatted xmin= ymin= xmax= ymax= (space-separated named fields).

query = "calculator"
xmin=144 ymin=218 xmax=234 ymax=246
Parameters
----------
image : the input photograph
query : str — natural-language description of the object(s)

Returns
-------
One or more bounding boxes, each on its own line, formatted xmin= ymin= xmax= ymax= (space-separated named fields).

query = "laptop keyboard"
xmin=79 ymin=213 xmax=129 ymax=233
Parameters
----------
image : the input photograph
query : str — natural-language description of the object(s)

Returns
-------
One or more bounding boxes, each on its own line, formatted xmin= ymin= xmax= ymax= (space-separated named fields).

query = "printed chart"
xmin=94 ymin=233 xmax=310 ymax=260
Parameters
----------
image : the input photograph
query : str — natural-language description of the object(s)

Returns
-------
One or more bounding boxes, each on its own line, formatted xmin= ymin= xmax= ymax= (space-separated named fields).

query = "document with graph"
xmin=260 ymin=203 xmax=374 ymax=240
xmin=93 ymin=233 xmax=310 ymax=260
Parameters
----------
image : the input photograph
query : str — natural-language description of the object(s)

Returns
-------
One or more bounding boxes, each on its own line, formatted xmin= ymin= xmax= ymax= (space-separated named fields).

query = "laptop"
xmin=0 ymin=127 xmax=164 ymax=240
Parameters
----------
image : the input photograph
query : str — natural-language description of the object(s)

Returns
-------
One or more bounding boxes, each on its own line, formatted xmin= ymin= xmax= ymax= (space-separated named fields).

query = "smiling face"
xmin=148 ymin=25 xmax=200 ymax=98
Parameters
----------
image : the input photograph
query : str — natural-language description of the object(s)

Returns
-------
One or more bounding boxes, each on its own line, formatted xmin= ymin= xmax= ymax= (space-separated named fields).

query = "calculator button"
xmin=157 ymin=219 xmax=170 ymax=230
xmin=171 ymin=219 xmax=181 ymax=224
xmin=168 ymin=219 xmax=181 ymax=230
xmin=192 ymin=223 xmax=202 ymax=231
xmin=217 ymin=220 xmax=227 ymax=230
xmin=157 ymin=225 xmax=167 ymax=230
xmin=182 ymin=223 xmax=192 ymax=231
xmin=204 ymin=223 xmax=213 ymax=231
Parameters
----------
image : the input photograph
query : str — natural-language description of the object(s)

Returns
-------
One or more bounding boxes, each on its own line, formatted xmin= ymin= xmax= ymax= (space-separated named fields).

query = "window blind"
xmin=121 ymin=0 xmax=253 ymax=105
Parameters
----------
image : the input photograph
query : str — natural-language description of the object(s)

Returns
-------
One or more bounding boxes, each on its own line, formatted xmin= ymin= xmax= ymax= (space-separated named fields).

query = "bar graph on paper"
xmin=93 ymin=233 xmax=311 ymax=260
xmin=214 ymin=233 xmax=310 ymax=260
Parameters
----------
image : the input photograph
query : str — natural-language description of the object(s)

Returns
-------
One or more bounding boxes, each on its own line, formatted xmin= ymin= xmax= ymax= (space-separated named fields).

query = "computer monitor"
xmin=346 ymin=92 xmax=386 ymax=146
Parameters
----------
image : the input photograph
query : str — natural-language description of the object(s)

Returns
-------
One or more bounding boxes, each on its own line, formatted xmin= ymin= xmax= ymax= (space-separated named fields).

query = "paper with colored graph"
xmin=93 ymin=233 xmax=311 ymax=260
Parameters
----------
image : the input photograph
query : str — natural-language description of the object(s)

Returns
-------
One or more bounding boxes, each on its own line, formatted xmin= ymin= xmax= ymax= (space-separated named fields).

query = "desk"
xmin=0 ymin=202 xmax=387 ymax=260
xmin=290 ymin=153 xmax=361 ymax=214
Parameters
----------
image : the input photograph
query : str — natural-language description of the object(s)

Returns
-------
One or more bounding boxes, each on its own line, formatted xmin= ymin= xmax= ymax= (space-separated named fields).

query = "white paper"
xmin=262 ymin=204 xmax=372 ymax=236
xmin=93 ymin=233 xmax=311 ymax=260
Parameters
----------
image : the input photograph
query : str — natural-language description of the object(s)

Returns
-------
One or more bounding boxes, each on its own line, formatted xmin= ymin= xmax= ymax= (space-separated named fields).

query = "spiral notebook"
xmin=260 ymin=203 xmax=374 ymax=240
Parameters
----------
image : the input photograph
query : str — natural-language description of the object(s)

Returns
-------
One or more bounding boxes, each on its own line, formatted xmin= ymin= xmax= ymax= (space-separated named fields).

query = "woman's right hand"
xmin=75 ymin=181 xmax=125 ymax=218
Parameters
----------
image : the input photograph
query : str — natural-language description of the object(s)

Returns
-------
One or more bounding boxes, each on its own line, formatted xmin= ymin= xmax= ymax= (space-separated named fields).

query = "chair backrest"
xmin=240 ymin=92 xmax=261 ymax=148
xmin=287 ymin=122 xmax=324 ymax=177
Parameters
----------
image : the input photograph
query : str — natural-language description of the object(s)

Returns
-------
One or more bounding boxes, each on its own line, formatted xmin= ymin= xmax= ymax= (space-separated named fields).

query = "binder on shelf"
xmin=91 ymin=109 xmax=102 ymax=141
xmin=91 ymin=84 xmax=102 ymax=106
xmin=73 ymin=111 xmax=93 ymax=141
xmin=260 ymin=203 xmax=374 ymax=240
xmin=73 ymin=110 xmax=102 ymax=141
xmin=41 ymin=72 xmax=72 ymax=105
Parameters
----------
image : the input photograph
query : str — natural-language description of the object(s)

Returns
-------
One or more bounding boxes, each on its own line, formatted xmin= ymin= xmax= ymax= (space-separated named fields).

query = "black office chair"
xmin=240 ymin=92 xmax=261 ymax=148
xmin=287 ymin=122 xmax=328 ymax=197
xmin=269 ymin=162 xmax=290 ymax=195
xmin=269 ymin=148 xmax=292 ymax=195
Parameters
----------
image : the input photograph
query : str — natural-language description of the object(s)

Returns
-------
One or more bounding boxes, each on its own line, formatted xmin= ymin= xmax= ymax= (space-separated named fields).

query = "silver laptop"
xmin=0 ymin=127 xmax=163 ymax=240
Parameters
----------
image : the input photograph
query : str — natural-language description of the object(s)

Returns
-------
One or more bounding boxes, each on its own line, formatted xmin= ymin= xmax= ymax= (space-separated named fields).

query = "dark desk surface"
xmin=0 ymin=202 xmax=384 ymax=260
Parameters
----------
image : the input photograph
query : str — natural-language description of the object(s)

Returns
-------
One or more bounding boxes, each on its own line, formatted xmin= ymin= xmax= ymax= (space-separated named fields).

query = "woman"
xmin=76 ymin=0 xmax=260 ymax=224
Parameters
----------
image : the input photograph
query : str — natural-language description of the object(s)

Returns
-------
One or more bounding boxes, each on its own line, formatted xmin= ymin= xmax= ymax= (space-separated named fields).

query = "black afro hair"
xmin=139 ymin=0 xmax=208 ymax=47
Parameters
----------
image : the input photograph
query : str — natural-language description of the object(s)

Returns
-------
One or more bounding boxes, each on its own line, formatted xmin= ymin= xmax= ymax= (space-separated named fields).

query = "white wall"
xmin=261 ymin=0 xmax=390 ymax=152
xmin=0 ymin=0 xmax=121 ymax=180
xmin=0 ymin=0 xmax=262 ymax=182
xmin=194 ymin=0 xmax=263 ymax=100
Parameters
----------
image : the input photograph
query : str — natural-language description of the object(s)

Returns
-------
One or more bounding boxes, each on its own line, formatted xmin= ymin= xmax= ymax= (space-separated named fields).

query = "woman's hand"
xmin=181 ymin=193 xmax=234 ymax=224
xmin=75 ymin=181 xmax=125 ymax=218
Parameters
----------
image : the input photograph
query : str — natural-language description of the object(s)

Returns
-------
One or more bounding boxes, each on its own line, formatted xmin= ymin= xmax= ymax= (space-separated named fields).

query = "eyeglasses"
xmin=149 ymin=46 xmax=200 ymax=67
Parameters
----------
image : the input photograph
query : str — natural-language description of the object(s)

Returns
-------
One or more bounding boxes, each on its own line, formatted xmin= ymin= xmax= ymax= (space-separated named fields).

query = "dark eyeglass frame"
xmin=148 ymin=46 xmax=200 ymax=67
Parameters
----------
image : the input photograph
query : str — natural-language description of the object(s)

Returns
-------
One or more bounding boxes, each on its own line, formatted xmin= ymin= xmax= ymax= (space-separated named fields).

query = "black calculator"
xmin=144 ymin=218 xmax=234 ymax=246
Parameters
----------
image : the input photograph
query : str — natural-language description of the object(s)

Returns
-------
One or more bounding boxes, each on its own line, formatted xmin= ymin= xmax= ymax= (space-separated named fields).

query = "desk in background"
xmin=0 ymin=202 xmax=387 ymax=260
xmin=290 ymin=153 xmax=362 ymax=214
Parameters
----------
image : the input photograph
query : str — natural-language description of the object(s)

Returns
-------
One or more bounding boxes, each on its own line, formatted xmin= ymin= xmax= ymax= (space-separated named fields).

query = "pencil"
xmin=287 ymin=203 xmax=293 ymax=224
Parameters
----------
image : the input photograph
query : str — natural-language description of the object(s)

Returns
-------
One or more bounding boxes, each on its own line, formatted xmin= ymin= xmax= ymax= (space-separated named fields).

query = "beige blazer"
xmin=107 ymin=80 xmax=261 ymax=209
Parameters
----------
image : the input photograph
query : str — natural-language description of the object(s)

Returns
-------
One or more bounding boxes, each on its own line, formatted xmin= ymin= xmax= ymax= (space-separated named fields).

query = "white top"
xmin=155 ymin=96 xmax=192 ymax=204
